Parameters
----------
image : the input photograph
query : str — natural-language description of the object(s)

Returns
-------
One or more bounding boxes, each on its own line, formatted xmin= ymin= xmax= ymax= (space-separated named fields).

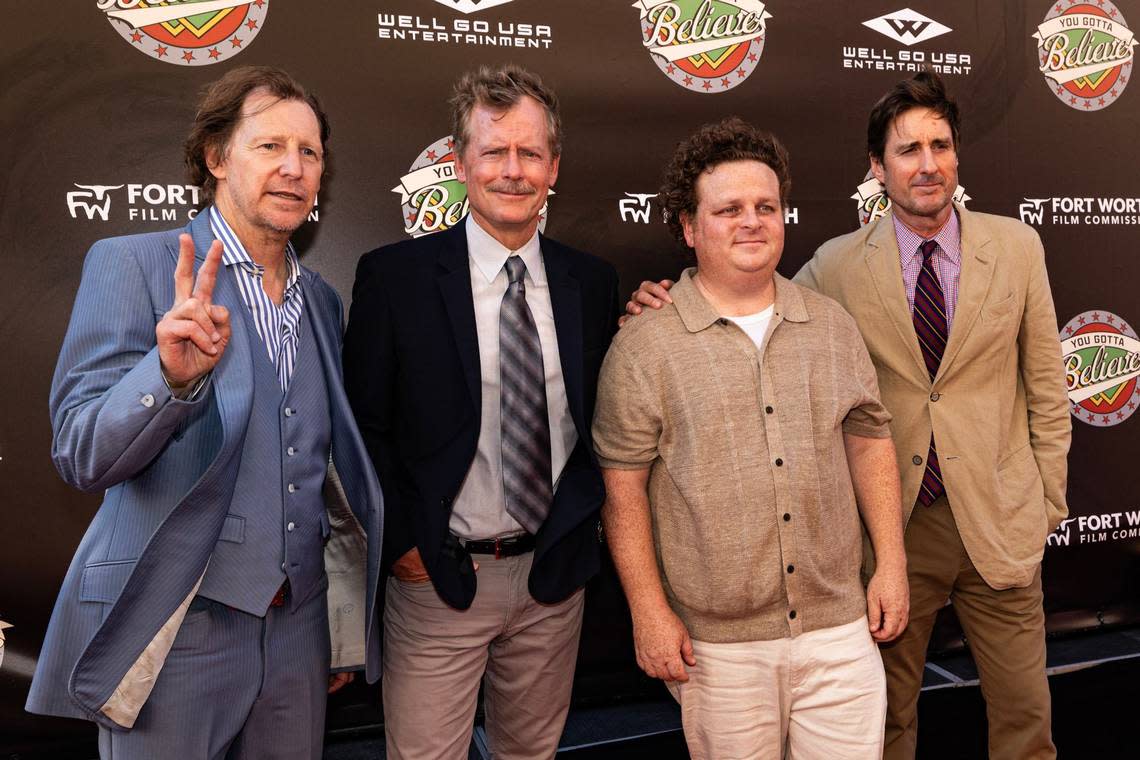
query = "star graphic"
xmin=446 ymin=138 xmax=455 ymax=149
xmin=1083 ymin=100 xmax=1091 ymax=108
xmin=1056 ymin=86 xmax=1064 ymax=94
xmin=182 ymin=50 xmax=195 ymax=62
xmin=683 ymin=76 xmax=693 ymax=85
xmin=737 ymin=68 xmax=746 ymax=78
xmin=426 ymin=150 xmax=437 ymax=161
xmin=721 ymin=77 xmax=730 ymax=87
xmin=1103 ymin=416 xmax=1110 ymax=424
xmin=155 ymin=44 xmax=168 ymax=57
xmin=748 ymin=53 xmax=757 ymax=63
xmin=1121 ymin=75 xmax=1128 ymax=85
xmin=1107 ymin=315 xmax=1116 ymax=324
xmin=230 ymin=36 xmax=243 ymax=48
xmin=1087 ymin=411 xmax=1095 ymax=421
xmin=1066 ymin=326 xmax=1074 ymax=334
xmin=255 ymin=0 xmax=265 ymax=7
xmin=130 ymin=30 xmax=143 ymax=44
xmin=1055 ymin=2 xmax=1062 ymax=9
xmin=406 ymin=211 xmax=417 ymax=225
xmin=702 ymin=80 xmax=712 ymax=90
xmin=1111 ymin=89 xmax=1119 ymax=96
xmin=666 ymin=63 xmax=676 ymax=74
xmin=208 ymin=47 xmax=221 ymax=59
xmin=1130 ymin=401 xmax=1137 ymax=410
xmin=1110 ymin=8 xmax=1117 ymax=17
xmin=1098 ymin=0 xmax=1105 ymax=5
xmin=1070 ymin=96 xmax=1077 ymax=104
xmin=1099 ymin=98 xmax=1106 ymax=106
xmin=1093 ymin=312 xmax=1100 ymax=320
xmin=1079 ymin=316 xmax=1087 ymax=324
xmin=1117 ymin=412 xmax=1124 ymax=419
xmin=247 ymin=19 xmax=258 ymax=31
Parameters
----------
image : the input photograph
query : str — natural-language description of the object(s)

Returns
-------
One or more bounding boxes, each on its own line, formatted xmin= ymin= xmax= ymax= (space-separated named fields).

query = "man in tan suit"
xmin=627 ymin=72 xmax=1070 ymax=759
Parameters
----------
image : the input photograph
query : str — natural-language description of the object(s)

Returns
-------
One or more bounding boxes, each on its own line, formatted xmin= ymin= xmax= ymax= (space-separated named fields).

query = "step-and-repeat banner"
xmin=2 ymin=0 xmax=1138 ymax=747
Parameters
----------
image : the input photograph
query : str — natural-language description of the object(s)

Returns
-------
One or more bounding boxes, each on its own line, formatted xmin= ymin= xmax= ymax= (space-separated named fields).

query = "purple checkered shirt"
xmin=893 ymin=211 xmax=962 ymax=331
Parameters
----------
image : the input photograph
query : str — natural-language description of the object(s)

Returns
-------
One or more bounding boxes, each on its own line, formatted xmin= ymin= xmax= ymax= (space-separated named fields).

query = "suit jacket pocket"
xmin=80 ymin=559 xmax=137 ymax=604
xmin=984 ymin=292 xmax=1016 ymax=321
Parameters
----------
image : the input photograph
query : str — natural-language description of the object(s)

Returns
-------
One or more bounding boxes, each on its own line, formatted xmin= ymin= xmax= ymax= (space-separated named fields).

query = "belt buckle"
xmin=494 ymin=537 xmax=503 ymax=560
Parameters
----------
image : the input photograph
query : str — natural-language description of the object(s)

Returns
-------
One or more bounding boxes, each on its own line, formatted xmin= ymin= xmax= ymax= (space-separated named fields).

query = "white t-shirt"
xmin=725 ymin=304 xmax=775 ymax=352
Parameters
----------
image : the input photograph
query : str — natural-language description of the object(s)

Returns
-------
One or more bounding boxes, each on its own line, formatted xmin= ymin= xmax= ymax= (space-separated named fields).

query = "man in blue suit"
xmin=26 ymin=66 xmax=383 ymax=760
xmin=343 ymin=65 xmax=620 ymax=758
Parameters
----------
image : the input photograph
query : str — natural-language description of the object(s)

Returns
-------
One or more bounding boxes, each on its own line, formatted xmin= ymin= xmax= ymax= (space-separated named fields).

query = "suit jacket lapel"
xmin=542 ymin=238 xmax=585 ymax=438
xmin=436 ymin=225 xmax=482 ymax=411
xmin=938 ymin=204 xmax=994 ymax=378
xmin=189 ymin=211 xmax=254 ymax=449
xmin=864 ymin=214 xmax=929 ymax=380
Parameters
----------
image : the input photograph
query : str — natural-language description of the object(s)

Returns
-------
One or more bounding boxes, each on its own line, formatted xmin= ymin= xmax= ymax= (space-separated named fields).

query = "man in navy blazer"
xmin=344 ymin=65 xmax=620 ymax=758
xmin=26 ymin=66 xmax=383 ymax=760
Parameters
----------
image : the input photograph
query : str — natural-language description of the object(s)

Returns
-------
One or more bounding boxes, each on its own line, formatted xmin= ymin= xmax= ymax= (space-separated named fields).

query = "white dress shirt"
xmin=448 ymin=215 xmax=578 ymax=540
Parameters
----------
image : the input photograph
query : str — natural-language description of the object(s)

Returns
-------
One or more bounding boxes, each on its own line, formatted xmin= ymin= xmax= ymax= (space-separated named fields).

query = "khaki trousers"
xmin=382 ymin=551 xmax=584 ymax=760
xmin=881 ymin=496 xmax=1054 ymax=760
xmin=667 ymin=617 xmax=887 ymax=760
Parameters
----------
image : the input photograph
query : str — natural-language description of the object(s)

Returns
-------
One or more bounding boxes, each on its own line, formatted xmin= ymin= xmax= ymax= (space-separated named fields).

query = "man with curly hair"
xmin=593 ymin=118 xmax=908 ymax=759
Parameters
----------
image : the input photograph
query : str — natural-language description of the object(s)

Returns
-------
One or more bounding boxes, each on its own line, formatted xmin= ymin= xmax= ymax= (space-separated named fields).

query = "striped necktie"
xmin=913 ymin=240 xmax=947 ymax=506
xmin=499 ymin=256 xmax=553 ymax=534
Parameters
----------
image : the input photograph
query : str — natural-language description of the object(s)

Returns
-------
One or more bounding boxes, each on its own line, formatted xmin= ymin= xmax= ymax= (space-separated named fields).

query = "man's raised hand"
xmin=156 ymin=234 xmax=231 ymax=388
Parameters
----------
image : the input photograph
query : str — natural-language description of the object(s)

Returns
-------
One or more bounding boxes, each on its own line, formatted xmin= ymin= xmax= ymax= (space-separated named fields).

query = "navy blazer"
xmin=343 ymin=223 xmax=620 ymax=609
xmin=27 ymin=211 xmax=383 ymax=728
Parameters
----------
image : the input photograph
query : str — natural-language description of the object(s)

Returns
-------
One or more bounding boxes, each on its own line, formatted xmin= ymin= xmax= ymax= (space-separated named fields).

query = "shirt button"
xmin=783 ymin=513 xmax=791 ymax=522
xmin=930 ymin=392 xmax=941 ymax=402
xmin=287 ymin=446 xmax=296 ymax=456
xmin=287 ymin=522 xmax=295 ymax=532
xmin=787 ymin=564 xmax=795 ymax=573
xmin=281 ymin=562 xmax=287 ymax=571
xmin=912 ymin=455 xmax=923 ymax=465
xmin=140 ymin=393 xmax=155 ymax=408
xmin=789 ymin=610 xmax=797 ymax=620
xmin=284 ymin=407 xmax=294 ymax=417
xmin=775 ymin=458 xmax=784 ymax=467
xmin=287 ymin=483 xmax=296 ymax=494
xmin=765 ymin=406 xmax=774 ymax=414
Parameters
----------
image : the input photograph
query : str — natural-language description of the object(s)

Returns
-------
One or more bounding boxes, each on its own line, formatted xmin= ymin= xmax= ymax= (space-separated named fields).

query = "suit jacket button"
xmin=912 ymin=455 xmax=923 ymax=465
xmin=930 ymin=392 xmax=941 ymax=402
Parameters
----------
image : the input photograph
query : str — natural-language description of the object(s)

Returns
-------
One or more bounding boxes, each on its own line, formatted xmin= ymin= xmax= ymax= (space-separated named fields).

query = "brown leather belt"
xmin=461 ymin=533 xmax=536 ymax=559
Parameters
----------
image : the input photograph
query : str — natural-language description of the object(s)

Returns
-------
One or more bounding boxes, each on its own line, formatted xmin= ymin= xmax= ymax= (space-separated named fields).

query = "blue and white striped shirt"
xmin=209 ymin=207 xmax=305 ymax=392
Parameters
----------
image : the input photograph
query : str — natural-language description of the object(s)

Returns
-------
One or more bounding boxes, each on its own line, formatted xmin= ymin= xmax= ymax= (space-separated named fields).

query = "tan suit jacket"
xmin=794 ymin=204 xmax=1070 ymax=590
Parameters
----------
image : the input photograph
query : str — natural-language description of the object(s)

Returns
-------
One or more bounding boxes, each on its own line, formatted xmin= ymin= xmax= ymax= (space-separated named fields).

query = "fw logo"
xmin=619 ymin=193 xmax=658 ymax=224
xmin=1019 ymin=198 xmax=1049 ymax=225
xmin=863 ymin=8 xmax=952 ymax=46
xmin=67 ymin=184 xmax=123 ymax=221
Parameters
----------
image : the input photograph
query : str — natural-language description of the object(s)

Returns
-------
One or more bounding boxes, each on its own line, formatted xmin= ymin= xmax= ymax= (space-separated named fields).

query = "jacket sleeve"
xmin=50 ymin=238 xmax=206 ymax=493
xmin=1017 ymin=230 xmax=1071 ymax=532
xmin=343 ymin=252 xmax=416 ymax=569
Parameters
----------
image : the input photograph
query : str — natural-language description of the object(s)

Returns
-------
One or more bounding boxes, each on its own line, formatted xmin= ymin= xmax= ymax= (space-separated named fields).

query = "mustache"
xmin=487 ymin=180 xmax=537 ymax=195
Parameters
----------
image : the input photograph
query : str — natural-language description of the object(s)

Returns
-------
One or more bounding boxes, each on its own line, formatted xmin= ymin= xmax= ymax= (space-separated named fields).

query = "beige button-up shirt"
xmin=593 ymin=270 xmax=892 ymax=642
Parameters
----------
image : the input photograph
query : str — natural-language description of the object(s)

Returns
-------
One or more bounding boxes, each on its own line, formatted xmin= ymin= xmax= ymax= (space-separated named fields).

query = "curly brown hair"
xmin=659 ymin=117 xmax=791 ymax=246
xmin=184 ymin=65 xmax=330 ymax=205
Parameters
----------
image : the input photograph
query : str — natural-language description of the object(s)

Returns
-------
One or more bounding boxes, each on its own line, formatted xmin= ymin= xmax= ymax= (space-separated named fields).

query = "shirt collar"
xmin=465 ymin=214 xmax=544 ymax=286
xmin=671 ymin=268 xmax=809 ymax=333
xmin=892 ymin=208 xmax=962 ymax=265
xmin=208 ymin=205 xmax=301 ymax=289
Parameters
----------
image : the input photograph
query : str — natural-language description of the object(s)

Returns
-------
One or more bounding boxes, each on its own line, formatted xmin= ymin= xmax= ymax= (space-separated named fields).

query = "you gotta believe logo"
xmin=1033 ymin=0 xmax=1135 ymax=111
xmin=634 ymin=0 xmax=773 ymax=93
xmin=98 ymin=0 xmax=268 ymax=65
xmin=1061 ymin=310 xmax=1140 ymax=427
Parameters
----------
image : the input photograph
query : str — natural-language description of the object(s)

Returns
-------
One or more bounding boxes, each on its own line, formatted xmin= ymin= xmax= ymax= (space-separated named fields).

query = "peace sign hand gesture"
xmin=156 ymin=234 xmax=231 ymax=389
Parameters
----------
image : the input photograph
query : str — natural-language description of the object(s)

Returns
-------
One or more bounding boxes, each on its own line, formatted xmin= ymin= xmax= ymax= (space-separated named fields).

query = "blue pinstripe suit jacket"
xmin=26 ymin=210 xmax=383 ymax=729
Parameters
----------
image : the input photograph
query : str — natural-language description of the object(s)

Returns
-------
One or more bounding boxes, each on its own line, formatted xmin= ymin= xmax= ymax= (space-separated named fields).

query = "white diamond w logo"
xmin=863 ymin=8 xmax=951 ymax=46
xmin=431 ymin=0 xmax=516 ymax=14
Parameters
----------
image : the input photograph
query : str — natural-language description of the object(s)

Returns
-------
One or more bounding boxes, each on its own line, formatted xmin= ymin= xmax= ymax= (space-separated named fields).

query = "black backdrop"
xmin=2 ymin=0 xmax=1138 ymax=748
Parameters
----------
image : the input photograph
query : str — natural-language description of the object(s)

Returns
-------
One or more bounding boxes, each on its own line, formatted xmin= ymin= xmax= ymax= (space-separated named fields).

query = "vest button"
xmin=287 ymin=522 xmax=295 ymax=532
xmin=285 ymin=407 xmax=294 ymax=417
xmin=789 ymin=610 xmax=797 ymax=620
xmin=287 ymin=483 xmax=296 ymax=494
xmin=783 ymin=513 xmax=791 ymax=522
xmin=775 ymin=458 xmax=784 ymax=466
xmin=287 ymin=446 xmax=296 ymax=456
xmin=765 ymin=405 xmax=774 ymax=414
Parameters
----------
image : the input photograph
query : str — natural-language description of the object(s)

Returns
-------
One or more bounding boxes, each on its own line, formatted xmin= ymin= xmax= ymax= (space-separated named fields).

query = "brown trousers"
xmin=382 ymin=551 xmax=584 ymax=760
xmin=881 ymin=497 xmax=1055 ymax=760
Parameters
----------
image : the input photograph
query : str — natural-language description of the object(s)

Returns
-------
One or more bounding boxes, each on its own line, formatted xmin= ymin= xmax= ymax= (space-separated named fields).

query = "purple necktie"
xmin=499 ymin=256 xmax=553 ymax=533
xmin=913 ymin=240 xmax=946 ymax=506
